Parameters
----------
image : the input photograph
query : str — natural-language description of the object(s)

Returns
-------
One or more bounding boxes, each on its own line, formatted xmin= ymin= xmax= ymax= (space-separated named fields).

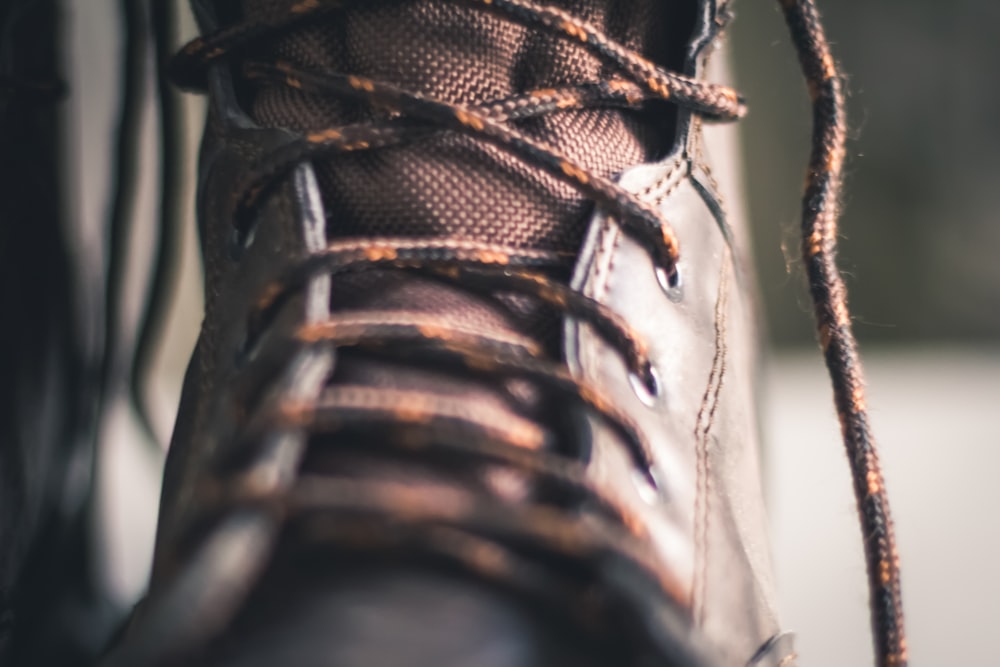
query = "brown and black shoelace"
xmin=163 ymin=0 xmax=906 ymax=665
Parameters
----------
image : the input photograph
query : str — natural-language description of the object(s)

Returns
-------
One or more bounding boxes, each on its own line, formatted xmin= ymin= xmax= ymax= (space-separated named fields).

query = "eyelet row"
xmin=655 ymin=262 xmax=684 ymax=303
xmin=625 ymin=261 xmax=687 ymax=504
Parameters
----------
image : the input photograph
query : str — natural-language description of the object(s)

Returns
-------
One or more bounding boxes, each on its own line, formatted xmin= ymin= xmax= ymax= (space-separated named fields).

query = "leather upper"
xmin=564 ymin=8 xmax=785 ymax=663
xmin=127 ymin=1 xmax=792 ymax=665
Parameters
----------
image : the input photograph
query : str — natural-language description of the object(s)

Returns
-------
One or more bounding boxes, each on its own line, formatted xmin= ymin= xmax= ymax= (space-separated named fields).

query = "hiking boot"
xmin=106 ymin=0 xmax=905 ymax=665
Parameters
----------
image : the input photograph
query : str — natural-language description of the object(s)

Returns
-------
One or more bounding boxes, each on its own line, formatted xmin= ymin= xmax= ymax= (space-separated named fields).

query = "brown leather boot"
xmin=106 ymin=1 xmax=905 ymax=665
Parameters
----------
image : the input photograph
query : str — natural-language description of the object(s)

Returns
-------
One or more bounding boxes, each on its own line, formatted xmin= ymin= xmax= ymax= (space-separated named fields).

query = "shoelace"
xmin=101 ymin=0 xmax=186 ymax=449
xmin=149 ymin=0 xmax=906 ymax=665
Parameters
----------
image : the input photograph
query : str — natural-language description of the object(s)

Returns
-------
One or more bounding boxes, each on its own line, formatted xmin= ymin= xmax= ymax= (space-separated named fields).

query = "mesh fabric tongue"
xmin=244 ymin=0 xmax=679 ymax=253
xmin=240 ymin=0 xmax=684 ymax=459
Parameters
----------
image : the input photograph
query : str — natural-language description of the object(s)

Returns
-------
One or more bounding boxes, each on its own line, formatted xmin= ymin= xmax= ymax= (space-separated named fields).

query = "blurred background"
xmin=731 ymin=5 xmax=1000 ymax=666
xmin=61 ymin=1 xmax=999 ymax=665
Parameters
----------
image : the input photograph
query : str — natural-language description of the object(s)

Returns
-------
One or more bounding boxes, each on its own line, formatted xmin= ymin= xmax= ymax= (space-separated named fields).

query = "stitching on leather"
xmin=588 ymin=216 xmax=609 ymax=299
xmin=652 ymin=169 xmax=687 ymax=208
xmin=699 ymin=159 xmax=721 ymax=195
xmin=585 ymin=218 xmax=623 ymax=379
xmin=692 ymin=114 xmax=732 ymax=228
xmin=599 ymin=221 xmax=623 ymax=304
xmin=692 ymin=248 xmax=731 ymax=624
xmin=702 ymin=251 xmax=731 ymax=447
xmin=578 ymin=215 xmax=617 ymax=374
xmin=691 ymin=114 xmax=704 ymax=163
xmin=636 ymin=158 xmax=682 ymax=199
xmin=697 ymin=159 xmax=729 ymax=223
xmin=637 ymin=159 xmax=685 ymax=206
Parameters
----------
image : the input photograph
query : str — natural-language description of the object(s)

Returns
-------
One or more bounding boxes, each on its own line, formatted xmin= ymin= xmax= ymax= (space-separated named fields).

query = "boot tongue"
xmin=241 ymin=0 xmax=677 ymax=256
xmin=237 ymin=0 xmax=681 ymax=436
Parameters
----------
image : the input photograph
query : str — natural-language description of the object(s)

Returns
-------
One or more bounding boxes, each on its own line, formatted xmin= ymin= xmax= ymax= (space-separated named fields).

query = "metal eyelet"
xmin=655 ymin=263 xmax=684 ymax=303
xmin=228 ymin=225 xmax=257 ymax=261
xmin=628 ymin=361 xmax=661 ymax=408
xmin=631 ymin=466 xmax=668 ymax=505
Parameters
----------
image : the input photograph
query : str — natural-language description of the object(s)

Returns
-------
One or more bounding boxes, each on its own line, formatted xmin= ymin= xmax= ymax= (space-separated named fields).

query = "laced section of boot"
xmin=164 ymin=0 xmax=906 ymax=665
